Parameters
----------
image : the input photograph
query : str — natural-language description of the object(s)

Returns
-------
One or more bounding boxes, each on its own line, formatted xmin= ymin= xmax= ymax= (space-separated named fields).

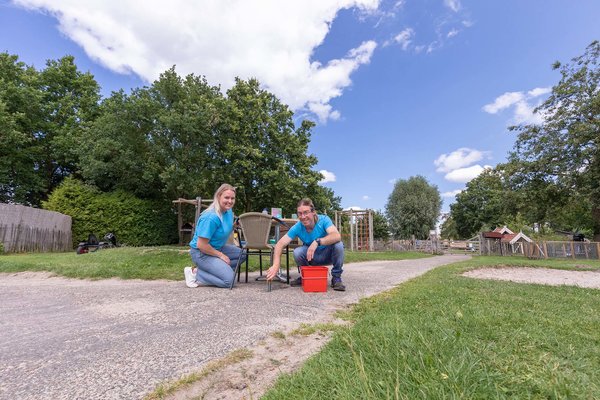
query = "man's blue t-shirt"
xmin=286 ymin=214 xmax=333 ymax=247
xmin=189 ymin=209 xmax=233 ymax=250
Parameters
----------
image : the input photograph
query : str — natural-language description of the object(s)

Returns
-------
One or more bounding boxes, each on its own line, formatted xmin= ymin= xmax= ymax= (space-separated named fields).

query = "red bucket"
xmin=300 ymin=266 xmax=328 ymax=292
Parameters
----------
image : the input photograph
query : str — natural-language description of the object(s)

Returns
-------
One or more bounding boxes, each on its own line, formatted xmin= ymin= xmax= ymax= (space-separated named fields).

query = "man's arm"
xmin=306 ymin=225 xmax=341 ymax=262
xmin=319 ymin=225 xmax=341 ymax=245
xmin=266 ymin=234 xmax=292 ymax=280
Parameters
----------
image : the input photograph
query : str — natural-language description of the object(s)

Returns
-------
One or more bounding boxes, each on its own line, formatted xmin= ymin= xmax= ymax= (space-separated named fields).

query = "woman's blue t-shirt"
xmin=189 ymin=209 xmax=233 ymax=250
xmin=286 ymin=214 xmax=332 ymax=247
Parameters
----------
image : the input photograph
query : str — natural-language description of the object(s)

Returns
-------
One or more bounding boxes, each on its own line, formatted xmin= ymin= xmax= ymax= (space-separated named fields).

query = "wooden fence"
xmin=0 ymin=204 xmax=72 ymax=252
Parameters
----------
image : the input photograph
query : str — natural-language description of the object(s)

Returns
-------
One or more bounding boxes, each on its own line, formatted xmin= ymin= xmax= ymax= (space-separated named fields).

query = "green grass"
xmin=262 ymin=256 xmax=600 ymax=399
xmin=345 ymin=251 xmax=433 ymax=263
xmin=0 ymin=247 xmax=192 ymax=280
xmin=0 ymin=247 xmax=431 ymax=280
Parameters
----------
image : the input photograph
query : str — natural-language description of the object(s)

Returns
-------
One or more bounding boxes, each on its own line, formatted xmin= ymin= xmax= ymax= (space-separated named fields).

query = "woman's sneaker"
xmin=184 ymin=266 xmax=199 ymax=288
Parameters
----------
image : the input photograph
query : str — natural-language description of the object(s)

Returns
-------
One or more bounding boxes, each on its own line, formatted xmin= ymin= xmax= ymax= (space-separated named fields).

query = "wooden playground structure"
xmin=334 ymin=209 xmax=374 ymax=252
xmin=172 ymin=197 xmax=213 ymax=245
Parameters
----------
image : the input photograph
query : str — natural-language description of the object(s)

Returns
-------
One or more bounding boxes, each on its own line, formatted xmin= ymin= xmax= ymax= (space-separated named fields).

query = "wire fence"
xmin=0 ymin=204 xmax=72 ymax=253
xmin=523 ymin=241 xmax=600 ymax=260
xmin=373 ymin=239 xmax=479 ymax=254
xmin=373 ymin=237 xmax=600 ymax=260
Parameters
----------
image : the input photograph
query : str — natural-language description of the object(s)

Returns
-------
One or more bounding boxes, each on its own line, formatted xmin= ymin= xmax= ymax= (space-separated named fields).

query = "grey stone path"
xmin=0 ymin=254 xmax=470 ymax=399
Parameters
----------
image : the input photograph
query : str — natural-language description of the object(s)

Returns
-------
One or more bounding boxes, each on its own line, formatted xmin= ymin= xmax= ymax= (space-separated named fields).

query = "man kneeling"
xmin=266 ymin=198 xmax=346 ymax=291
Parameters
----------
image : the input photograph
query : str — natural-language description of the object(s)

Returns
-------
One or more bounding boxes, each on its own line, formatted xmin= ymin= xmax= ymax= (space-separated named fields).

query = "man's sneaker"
xmin=331 ymin=277 xmax=346 ymax=291
xmin=289 ymin=276 xmax=302 ymax=287
xmin=184 ymin=266 xmax=199 ymax=288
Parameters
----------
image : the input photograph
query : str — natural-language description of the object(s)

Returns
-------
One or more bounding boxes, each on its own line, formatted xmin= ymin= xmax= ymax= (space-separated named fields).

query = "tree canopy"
xmin=1 ymin=53 xmax=342 ymax=244
xmin=385 ymin=175 xmax=441 ymax=239
xmin=508 ymin=40 xmax=599 ymax=239
xmin=0 ymin=54 xmax=100 ymax=205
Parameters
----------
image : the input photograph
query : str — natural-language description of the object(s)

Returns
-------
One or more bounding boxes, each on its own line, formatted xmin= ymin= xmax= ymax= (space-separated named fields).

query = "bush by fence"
xmin=42 ymin=177 xmax=178 ymax=247
xmin=0 ymin=204 xmax=72 ymax=252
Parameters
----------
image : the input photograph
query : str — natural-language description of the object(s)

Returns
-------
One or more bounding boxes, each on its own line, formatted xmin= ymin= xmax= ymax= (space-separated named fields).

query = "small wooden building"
xmin=481 ymin=226 xmax=532 ymax=256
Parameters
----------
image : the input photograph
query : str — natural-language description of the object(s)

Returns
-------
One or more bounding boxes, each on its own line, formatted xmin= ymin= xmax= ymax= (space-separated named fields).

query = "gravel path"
xmin=0 ymin=254 xmax=470 ymax=400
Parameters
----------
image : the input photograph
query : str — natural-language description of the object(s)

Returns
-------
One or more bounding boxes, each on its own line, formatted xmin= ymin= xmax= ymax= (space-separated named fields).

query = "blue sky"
xmin=1 ymin=0 xmax=599 ymax=213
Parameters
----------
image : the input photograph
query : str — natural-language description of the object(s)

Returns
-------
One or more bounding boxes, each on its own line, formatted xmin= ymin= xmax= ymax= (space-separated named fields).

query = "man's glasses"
xmin=297 ymin=210 xmax=313 ymax=217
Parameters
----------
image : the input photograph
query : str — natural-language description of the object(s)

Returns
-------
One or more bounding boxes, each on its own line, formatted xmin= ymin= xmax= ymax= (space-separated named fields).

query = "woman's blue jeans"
xmin=293 ymin=241 xmax=345 ymax=279
xmin=190 ymin=245 xmax=246 ymax=288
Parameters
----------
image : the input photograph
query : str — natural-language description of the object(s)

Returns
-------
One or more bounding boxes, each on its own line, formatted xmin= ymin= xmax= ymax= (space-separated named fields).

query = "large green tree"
xmin=215 ymin=78 xmax=327 ymax=214
xmin=508 ymin=40 xmax=600 ymax=240
xmin=79 ymin=67 xmax=222 ymax=200
xmin=0 ymin=53 xmax=100 ymax=205
xmin=0 ymin=54 xmax=43 ymax=204
xmin=79 ymin=71 xmax=336 ymax=217
xmin=385 ymin=176 xmax=441 ymax=239
xmin=450 ymin=168 xmax=518 ymax=238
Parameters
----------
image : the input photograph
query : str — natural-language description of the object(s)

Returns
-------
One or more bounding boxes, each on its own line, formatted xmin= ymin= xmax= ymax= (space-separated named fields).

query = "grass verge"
xmin=0 ymin=247 xmax=431 ymax=280
xmin=262 ymin=256 xmax=600 ymax=399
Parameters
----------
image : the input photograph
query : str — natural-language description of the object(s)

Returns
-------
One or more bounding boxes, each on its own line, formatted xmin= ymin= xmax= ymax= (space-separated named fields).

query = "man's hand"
xmin=266 ymin=265 xmax=279 ymax=281
xmin=307 ymin=240 xmax=318 ymax=262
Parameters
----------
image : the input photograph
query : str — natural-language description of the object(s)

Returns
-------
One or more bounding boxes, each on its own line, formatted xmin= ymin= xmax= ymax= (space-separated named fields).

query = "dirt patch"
xmin=463 ymin=267 xmax=600 ymax=289
xmin=162 ymin=325 xmax=339 ymax=400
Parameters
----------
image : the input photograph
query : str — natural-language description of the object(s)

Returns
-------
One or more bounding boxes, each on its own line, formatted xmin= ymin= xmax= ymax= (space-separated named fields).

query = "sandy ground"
xmin=0 ymin=255 xmax=470 ymax=400
xmin=463 ymin=267 xmax=600 ymax=289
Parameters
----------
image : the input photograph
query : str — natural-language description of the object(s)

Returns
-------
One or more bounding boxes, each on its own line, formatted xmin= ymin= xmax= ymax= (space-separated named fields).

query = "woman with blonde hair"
xmin=184 ymin=184 xmax=245 ymax=288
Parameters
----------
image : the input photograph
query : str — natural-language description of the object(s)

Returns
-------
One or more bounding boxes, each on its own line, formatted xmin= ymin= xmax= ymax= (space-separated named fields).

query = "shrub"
xmin=43 ymin=177 xmax=178 ymax=247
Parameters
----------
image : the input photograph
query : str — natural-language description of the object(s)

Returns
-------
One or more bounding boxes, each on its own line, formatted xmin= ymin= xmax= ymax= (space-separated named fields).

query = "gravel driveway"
xmin=0 ymin=254 xmax=470 ymax=399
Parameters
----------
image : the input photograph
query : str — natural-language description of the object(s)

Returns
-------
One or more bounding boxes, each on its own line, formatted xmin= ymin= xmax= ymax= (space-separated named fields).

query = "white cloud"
xmin=319 ymin=170 xmax=336 ymax=184
xmin=447 ymin=29 xmax=459 ymax=38
xmin=434 ymin=148 xmax=489 ymax=173
xmin=387 ymin=28 xmax=414 ymax=50
xmin=444 ymin=0 xmax=461 ymax=12
xmin=362 ymin=195 xmax=370 ymax=200
xmin=444 ymin=164 xmax=491 ymax=183
xmin=513 ymin=100 xmax=542 ymax=125
xmin=483 ymin=87 xmax=551 ymax=125
xmin=441 ymin=189 xmax=462 ymax=198
xmin=482 ymin=91 xmax=524 ymax=114
xmin=13 ymin=0 xmax=380 ymax=122
xmin=388 ymin=178 xmax=398 ymax=184
xmin=528 ymin=87 xmax=551 ymax=97
xmin=344 ymin=206 xmax=364 ymax=211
